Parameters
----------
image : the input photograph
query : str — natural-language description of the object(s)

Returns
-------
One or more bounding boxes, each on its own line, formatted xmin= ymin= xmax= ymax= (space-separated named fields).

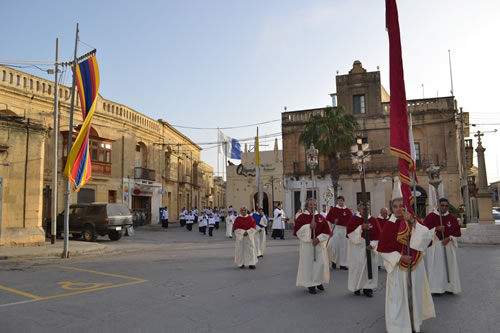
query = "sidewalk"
xmin=0 ymin=240 xmax=107 ymax=260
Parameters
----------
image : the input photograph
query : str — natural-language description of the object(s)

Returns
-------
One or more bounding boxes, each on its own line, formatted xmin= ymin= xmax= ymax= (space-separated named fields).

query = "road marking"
xmin=54 ymin=265 xmax=146 ymax=282
xmin=42 ymin=280 xmax=146 ymax=300
xmin=57 ymin=281 xmax=113 ymax=290
xmin=0 ymin=299 xmax=40 ymax=308
xmin=0 ymin=285 xmax=43 ymax=300
xmin=0 ymin=262 xmax=148 ymax=301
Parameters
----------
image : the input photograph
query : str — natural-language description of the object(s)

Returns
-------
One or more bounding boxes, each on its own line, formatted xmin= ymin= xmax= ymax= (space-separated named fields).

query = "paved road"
xmin=0 ymin=225 xmax=498 ymax=332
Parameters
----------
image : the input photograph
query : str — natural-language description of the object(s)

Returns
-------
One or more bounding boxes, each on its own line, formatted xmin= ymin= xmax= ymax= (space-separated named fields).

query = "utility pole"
xmin=51 ymin=38 xmax=59 ymax=244
xmin=62 ymin=24 xmax=79 ymax=259
xmin=459 ymin=107 xmax=471 ymax=224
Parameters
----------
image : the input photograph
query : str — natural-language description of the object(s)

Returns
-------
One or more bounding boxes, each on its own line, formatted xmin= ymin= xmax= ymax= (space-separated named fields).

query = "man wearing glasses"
xmin=423 ymin=198 xmax=462 ymax=295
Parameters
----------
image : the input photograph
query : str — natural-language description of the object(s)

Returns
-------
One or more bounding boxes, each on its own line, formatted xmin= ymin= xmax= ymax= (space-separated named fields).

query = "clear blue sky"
xmin=2 ymin=0 xmax=499 ymax=182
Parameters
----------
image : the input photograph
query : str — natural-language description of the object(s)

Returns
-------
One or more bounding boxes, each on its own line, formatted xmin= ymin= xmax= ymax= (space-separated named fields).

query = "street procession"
xmin=1 ymin=1 xmax=499 ymax=332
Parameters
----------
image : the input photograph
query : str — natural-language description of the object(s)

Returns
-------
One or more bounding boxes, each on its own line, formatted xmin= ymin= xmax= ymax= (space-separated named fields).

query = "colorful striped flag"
xmin=64 ymin=54 xmax=100 ymax=192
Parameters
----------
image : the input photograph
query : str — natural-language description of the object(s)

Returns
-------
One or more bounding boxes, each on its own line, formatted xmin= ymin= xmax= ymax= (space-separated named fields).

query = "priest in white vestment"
xmin=346 ymin=205 xmax=382 ymax=297
xmin=378 ymin=198 xmax=436 ymax=333
xmin=294 ymin=199 xmax=332 ymax=295
xmin=233 ymin=206 xmax=258 ymax=269
xmin=423 ymin=198 xmax=462 ymax=295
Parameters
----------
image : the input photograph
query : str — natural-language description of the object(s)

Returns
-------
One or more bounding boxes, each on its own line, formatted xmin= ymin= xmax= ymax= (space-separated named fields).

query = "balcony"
xmin=135 ymin=167 xmax=155 ymax=181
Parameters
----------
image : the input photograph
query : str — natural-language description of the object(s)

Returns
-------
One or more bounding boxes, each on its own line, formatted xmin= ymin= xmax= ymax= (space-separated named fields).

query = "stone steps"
xmin=459 ymin=224 xmax=500 ymax=245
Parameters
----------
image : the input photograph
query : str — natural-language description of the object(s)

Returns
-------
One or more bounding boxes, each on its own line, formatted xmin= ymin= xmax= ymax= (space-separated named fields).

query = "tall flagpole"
xmin=62 ymin=23 xmax=79 ymax=259
xmin=217 ymin=128 xmax=220 ymax=179
xmin=256 ymin=127 xmax=261 ymax=209
xmin=51 ymin=38 xmax=59 ymax=245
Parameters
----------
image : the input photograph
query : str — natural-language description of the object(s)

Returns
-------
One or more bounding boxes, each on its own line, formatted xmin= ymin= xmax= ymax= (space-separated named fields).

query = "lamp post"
xmin=306 ymin=143 xmax=319 ymax=261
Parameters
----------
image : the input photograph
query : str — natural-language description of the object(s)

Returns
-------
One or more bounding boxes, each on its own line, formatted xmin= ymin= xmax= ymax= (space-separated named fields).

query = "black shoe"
xmin=280 ymin=237 xmax=285 ymax=240
xmin=257 ymin=255 xmax=263 ymax=258
xmin=317 ymin=285 xmax=324 ymax=291
xmin=363 ymin=289 xmax=373 ymax=297
xmin=273 ymin=237 xmax=276 ymax=240
xmin=340 ymin=266 xmax=348 ymax=270
xmin=308 ymin=287 xmax=317 ymax=294
xmin=249 ymin=265 xmax=256 ymax=269
xmin=240 ymin=265 xmax=245 ymax=269
xmin=354 ymin=290 xmax=361 ymax=296
xmin=332 ymin=263 xmax=336 ymax=269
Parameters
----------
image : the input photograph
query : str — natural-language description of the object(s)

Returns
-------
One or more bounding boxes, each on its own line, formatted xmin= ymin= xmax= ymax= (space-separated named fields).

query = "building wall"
xmin=226 ymin=148 xmax=284 ymax=217
xmin=0 ymin=118 xmax=47 ymax=246
xmin=0 ymin=65 xmax=220 ymax=242
xmin=282 ymin=61 xmax=465 ymax=218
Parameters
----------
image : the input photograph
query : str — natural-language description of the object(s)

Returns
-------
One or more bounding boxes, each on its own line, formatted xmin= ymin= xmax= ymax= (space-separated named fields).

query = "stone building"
xmin=282 ymin=60 xmax=468 ymax=219
xmin=0 ymin=65 xmax=220 ymax=245
xmin=0 ymin=116 xmax=47 ymax=246
xmin=226 ymin=140 xmax=284 ymax=217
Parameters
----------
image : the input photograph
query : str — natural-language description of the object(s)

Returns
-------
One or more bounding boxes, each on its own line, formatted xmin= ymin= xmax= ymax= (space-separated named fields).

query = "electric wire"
xmin=170 ymin=119 xmax=280 ymax=130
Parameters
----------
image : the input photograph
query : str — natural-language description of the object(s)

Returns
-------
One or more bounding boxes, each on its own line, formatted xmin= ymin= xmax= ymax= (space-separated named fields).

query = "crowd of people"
xmin=159 ymin=194 xmax=461 ymax=333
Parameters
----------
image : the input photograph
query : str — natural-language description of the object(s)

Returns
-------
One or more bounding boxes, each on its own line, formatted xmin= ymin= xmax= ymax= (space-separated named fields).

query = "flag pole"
xmin=62 ymin=23 xmax=79 ymax=259
xmin=51 ymin=37 xmax=59 ymax=245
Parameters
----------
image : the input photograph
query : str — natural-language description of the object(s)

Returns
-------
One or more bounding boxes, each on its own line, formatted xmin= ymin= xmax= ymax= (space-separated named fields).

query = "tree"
xmin=299 ymin=106 xmax=359 ymax=200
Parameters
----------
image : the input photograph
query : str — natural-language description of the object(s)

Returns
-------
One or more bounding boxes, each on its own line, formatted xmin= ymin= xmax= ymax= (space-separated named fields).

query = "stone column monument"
xmin=474 ymin=131 xmax=494 ymax=224
xmin=460 ymin=132 xmax=499 ymax=244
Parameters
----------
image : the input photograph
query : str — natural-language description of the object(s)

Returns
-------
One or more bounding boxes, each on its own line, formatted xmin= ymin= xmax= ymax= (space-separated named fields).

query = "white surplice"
xmin=234 ymin=228 xmax=258 ymax=266
xmin=425 ymin=233 xmax=461 ymax=294
xmin=347 ymin=225 xmax=379 ymax=292
xmin=296 ymin=224 xmax=330 ymax=288
xmin=225 ymin=215 xmax=234 ymax=237
xmin=327 ymin=225 xmax=348 ymax=266
xmin=255 ymin=217 xmax=267 ymax=257
xmin=379 ymin=220 xmax=436 ymax=333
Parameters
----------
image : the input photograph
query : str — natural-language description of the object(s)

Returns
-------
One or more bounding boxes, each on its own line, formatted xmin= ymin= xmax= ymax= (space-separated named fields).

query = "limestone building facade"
xmin=0 ymin=65 xmax=220 ymax=245
xmin=226 ymin=141 xmax=284 ymax=217
xmin=282 ymin=61 xmax=468 ymax=219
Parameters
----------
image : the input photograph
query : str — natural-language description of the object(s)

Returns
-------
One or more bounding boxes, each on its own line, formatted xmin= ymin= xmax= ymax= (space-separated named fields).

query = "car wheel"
xmin=72 ymin=233 xmax=82 ymax=239
xmin=83 ymin=225 xmax=97 ymax=242
xmin=108 ymin=230 xmax=123 ymax=241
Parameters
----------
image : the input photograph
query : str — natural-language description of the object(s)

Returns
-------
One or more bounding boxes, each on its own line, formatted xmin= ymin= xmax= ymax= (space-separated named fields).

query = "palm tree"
xmin=299 ymin=106 xmax=359 ymax=200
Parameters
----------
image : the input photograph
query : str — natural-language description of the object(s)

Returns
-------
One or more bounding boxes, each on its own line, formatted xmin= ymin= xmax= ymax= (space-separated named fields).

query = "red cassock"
xmin=233 ymin=215 xmax=256 ymax=232
xmin=294 ymin=213 xmax=331 ymax=238
xmin=377 ymin=217 xmax=428 ymax=270
xmin=377 ymin=217 xmax=389 ymax=230
xmin=326 ymin=207 xmax=352 ymax=227
xmin=423 ymin=212 xmax=461 ymax=240
xmin=346 ymin=215 xmax=382 ymax=241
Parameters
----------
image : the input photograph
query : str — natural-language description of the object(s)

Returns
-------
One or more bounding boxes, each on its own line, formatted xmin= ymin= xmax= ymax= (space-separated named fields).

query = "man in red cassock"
xmin=346 ymin=203 xmax=382 ymax=297
xmin=423 ymin=198 xmax=462 ymax=295
xmin=233 ymin=206 xmax=257 ymax=269
xmin=378 ymin=197 xmax=435 ymax=333
xmin=326 ymin=196 xmax=352 ymax=269
xmin=377 ymin=207 xmax=390 ymax=269
xmin=294 ymin=198 xmax=331 ymax=294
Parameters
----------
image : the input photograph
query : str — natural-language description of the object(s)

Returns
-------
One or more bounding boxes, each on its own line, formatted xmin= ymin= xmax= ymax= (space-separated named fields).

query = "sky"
xmin=2 ymin=0 xmax=500 ymax=183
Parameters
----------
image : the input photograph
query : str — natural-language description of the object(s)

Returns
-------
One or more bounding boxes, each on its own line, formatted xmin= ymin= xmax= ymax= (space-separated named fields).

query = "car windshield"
xmin=107 ymin=204 xmax=131 ymax=217
xmin=493 ymin=213 xmax=500 ymax=219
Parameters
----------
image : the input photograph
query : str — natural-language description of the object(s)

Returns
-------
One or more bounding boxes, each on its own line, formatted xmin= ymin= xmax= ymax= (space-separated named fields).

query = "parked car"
xmin=493 ymin=211 xmax=500 ymax=224
xmin=53 ymin=203 xmax=133 ymax=241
